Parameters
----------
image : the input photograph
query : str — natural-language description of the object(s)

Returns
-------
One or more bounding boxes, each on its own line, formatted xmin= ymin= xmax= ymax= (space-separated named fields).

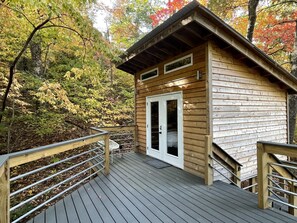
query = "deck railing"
xmin=257 ymin=141 xmax=297 ymax=216
xmin=205 ymin=135 xmax=242 ymax=186
xmin=242 ymin=175 xmax=258 ymax=193
xmin=92 ymin=125 xmax=137 ymax=153
xmin=0 ymin=128 xmax=110 ymax=223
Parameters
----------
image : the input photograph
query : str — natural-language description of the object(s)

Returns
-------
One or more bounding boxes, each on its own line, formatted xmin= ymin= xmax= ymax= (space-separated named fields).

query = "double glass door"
xmin=146 ymin=92 xmax=183 ymax=168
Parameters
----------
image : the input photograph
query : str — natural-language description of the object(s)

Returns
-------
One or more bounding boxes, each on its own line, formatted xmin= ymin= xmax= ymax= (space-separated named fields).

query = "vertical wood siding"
xmin=210 ymin=42 xmax=288 ymax=180
xmin=135 ymin=44 xmax=207 ymax=177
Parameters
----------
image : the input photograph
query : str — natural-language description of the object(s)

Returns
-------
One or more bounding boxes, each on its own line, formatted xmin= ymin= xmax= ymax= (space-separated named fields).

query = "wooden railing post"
xmin=205 ymin=135 xmax=213 ymax=185
xmin=251 ymin=177 xmax=257 ymax=193
xmin=0 ymin=157 xmax=10 ymax=223
xmin=257 ymin=142 xmax=270 ymax=209
xmin=288 ymin=184 xmax=297 ymax=216
xmin=233 ymin=165 xmax=241 ymax=187
xmin=133 ymin=125 xmax=138 ymax=152
xmin=104 ymin=134 xmax=110 ymax=175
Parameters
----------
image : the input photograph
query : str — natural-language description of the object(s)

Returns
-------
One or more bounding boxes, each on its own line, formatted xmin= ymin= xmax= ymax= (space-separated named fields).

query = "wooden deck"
xmin=28 ymin=152 xmax=297 ymax=223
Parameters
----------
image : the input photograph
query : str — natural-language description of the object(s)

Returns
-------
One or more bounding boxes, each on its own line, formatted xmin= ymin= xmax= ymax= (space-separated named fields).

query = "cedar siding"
xmin=136 ymin=44 xmax=207 ymax=177
xmin=210 ymin=41 xmax=288 ymax=179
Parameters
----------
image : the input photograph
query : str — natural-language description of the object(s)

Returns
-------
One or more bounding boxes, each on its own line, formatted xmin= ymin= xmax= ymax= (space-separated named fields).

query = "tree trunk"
xmin=0 ymin=18 xmax=50 ymax=123
xmin=247 ymin=0 xmax=259 ymax=42
xmin=289 ymin=20 xmax=297 ymax=143
xmin=29 ymin=36 xmax=43 ymax=76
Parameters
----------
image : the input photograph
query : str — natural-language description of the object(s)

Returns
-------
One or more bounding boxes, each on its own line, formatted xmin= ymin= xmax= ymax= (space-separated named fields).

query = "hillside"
xmin=0 ymin=1 xmax=134 ymax=154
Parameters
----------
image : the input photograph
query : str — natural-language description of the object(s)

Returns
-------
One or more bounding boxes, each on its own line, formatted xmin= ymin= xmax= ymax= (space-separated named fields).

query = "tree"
xmin=150 ymin=0 xmax=191 ymax=27
xmin=247 ymin=0 xmax=259 ymax=41
xmin=251 ymin=0 xmax=297 ymax=142
xmin=0 ymin=0 xmax=135 ymax=153
xmin=108 ymin=0 xmax=158 ymax=49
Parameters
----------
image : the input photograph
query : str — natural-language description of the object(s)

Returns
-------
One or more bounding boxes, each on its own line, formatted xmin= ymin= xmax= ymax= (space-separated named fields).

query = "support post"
xmin=0 ymin=157 xmax=9 ymax=223
xmin=233 ymin=165 xmax=241 ymax=187
xmin=251 ymin=177 xmax=257 ymax=193
xmin=205 ymin=135 xmax=213 ymax=185
xmin=288 ymin=184 xmax=297 ymax=216
xmin=133 ymin=125 xmax=138 ymax=152
xmin=257 ymin=142 xmax=270 ymax=209
xmin=104 ymin=134 xmax=110 ymax=175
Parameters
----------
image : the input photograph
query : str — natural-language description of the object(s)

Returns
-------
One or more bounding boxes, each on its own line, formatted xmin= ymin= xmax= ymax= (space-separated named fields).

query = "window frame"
xmin=140 ymin=68 xmax=159 ymax=81
xmin=164 ymin=53 xmax=193 ymax=74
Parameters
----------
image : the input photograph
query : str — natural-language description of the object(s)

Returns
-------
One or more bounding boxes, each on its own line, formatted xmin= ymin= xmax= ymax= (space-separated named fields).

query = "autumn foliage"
xmin=150 ymin=0 xmax=191 ymax=27
xmin=254 ymin=11 xmax=297 ymax=58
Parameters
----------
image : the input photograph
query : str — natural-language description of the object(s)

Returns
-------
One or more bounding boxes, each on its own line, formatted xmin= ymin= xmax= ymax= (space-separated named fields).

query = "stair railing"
xmin=205 ymin=135 xmax=242 ymax=186
xmin=257 ymin=141 xmax=297 ymax=216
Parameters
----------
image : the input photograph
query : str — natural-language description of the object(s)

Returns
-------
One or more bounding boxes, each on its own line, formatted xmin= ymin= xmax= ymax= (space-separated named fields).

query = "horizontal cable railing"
xmin=0 ymin=128 xmax=110 ymax=223
xmin=257 ymin=141 xmax=297 ymax=216
xmin=207 ymin=141 xmax=242 ymax=187
xmin=209 ymin=155 xmax=241 ymax=186
xmin=242 ymin=182 xmax=258 ymax=191
xmin=92 ymin=125 xmax=137 ymax=154
xmin=241 ymin=175 xmax=258 ymax=193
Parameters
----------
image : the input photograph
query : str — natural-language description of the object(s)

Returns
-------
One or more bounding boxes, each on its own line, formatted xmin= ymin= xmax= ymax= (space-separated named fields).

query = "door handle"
xmin=159 ymin=132 xmax=162 ymax=134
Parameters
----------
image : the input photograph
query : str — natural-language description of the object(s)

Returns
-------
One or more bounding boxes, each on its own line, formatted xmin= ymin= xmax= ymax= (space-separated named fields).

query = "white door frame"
xmin=146 ymin=92 xmax=184 ymax=169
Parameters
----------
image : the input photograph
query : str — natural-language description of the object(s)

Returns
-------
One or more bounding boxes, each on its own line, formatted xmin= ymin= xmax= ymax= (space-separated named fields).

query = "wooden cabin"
xmin=117 ymin=1 xmax=297 ymax=183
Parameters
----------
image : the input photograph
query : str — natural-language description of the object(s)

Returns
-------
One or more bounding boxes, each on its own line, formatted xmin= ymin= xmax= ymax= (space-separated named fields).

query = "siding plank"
xmin=211 ymin=42 xmax=287 ymax=180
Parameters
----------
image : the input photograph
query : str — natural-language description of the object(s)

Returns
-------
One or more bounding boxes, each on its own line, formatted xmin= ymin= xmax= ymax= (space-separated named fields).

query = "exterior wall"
xmin=135 ymin=44 xmax=207 ymax=177
xmin=210 ymin=41 xmax=288 ymax=180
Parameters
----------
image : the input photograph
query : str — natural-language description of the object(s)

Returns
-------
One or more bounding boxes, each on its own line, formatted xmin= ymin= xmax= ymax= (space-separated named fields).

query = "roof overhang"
xmin=117 ymin=1 xmax=297 ymax=93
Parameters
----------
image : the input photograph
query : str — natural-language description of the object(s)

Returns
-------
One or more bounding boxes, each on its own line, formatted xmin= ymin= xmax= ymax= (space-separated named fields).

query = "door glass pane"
xmin=151 ymin=101 xmax=159 ymax=150
xmin=167 ymin=100 xmax=178 ymax=156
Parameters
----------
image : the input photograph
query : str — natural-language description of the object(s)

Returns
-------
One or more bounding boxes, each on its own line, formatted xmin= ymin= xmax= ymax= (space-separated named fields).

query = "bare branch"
xmin=268 ymin=46 xmax=286 ymax=55
xmin=277 ymin=19 xmax=297 ymax=25
xmin=40 ymin=24 xmax=87 ymax=60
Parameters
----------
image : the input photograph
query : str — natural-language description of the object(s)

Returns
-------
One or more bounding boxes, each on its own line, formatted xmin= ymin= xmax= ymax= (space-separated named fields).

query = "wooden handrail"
xmin=0 ymin=128 xmax=110 ymax=223
xmin=257 ymin=141 xmax=297 ymax=216
xmin=94 ymin=125 xmax=136 ymax=132
xmin=204 ymin=136 xmax=242 ymax=186
xmin=212 ymin=143 xmax=242 ymax=170
xmin=0 ymin=156 xmax=9 ymax=223
xmin=9 ymin=130 xmax=107 ymax=168
xmin=91 ymin=125 xmax=138 ymax=152
xmin=212 ymin=142 xmax=242 ymax=187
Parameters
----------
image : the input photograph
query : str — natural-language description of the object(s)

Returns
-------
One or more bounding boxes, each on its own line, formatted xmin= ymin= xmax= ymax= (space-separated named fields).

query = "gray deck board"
xmin=105 ymin=172 xmax=172 ymax=222
xmin=33 ymin=211 xmax=45 ymax=223
xmin=122 ymin=154 xmax=246 ymax=223
xmin=55 ymin=200 xmax=68 ymax=223
xmin=45 ymin=206 xmax=56 ymax=223
xmin=77 ymin=186 xmax=103 ymax=223
xmin=99 ymin=174 xmax=162 ymax=223
xmin=71 ymin=190 xmax=91 ymax=223
xmin=63 ymin=195 xmax=79 ymax=223
xmin=83 ymin=183 xmax=115 ymax=223
xmin=130 ymin=154 xmax=273 ymax=223
xmin=30 ymin=152 xmax=297 ymax=223
xmin=117 ymin=156 xmax=217 ymax=222
xmin=94 ymin=177 xmax=138 ymax=223
xmin=89 ymin=179 xmax=126 ymax=222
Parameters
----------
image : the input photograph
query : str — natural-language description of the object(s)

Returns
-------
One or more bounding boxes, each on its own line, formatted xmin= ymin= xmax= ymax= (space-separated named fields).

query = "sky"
xmin=93 ymin=0 xmax=114 ymax=32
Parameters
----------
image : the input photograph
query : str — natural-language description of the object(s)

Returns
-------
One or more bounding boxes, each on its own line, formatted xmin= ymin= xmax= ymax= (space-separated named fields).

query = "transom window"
xmin=140 ymin=68 xmax=158 ymax=81
xmin=164 ymin=54 xmax=193 ymax=74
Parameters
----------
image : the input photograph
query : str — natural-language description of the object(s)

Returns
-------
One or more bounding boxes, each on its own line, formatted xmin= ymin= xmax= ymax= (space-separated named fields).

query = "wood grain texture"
xmin=210 ymin=41 xmax=288 ymax=180
xmin=135 ymin=44 xmax=207 ymax=176
xmin=0 ymin=161 xmax=9 ymax=223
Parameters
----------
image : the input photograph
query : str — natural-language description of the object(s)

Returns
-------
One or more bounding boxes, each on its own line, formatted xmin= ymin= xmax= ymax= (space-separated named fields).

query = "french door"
xmin=146 ymin=92 xmax=183 ymax=168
